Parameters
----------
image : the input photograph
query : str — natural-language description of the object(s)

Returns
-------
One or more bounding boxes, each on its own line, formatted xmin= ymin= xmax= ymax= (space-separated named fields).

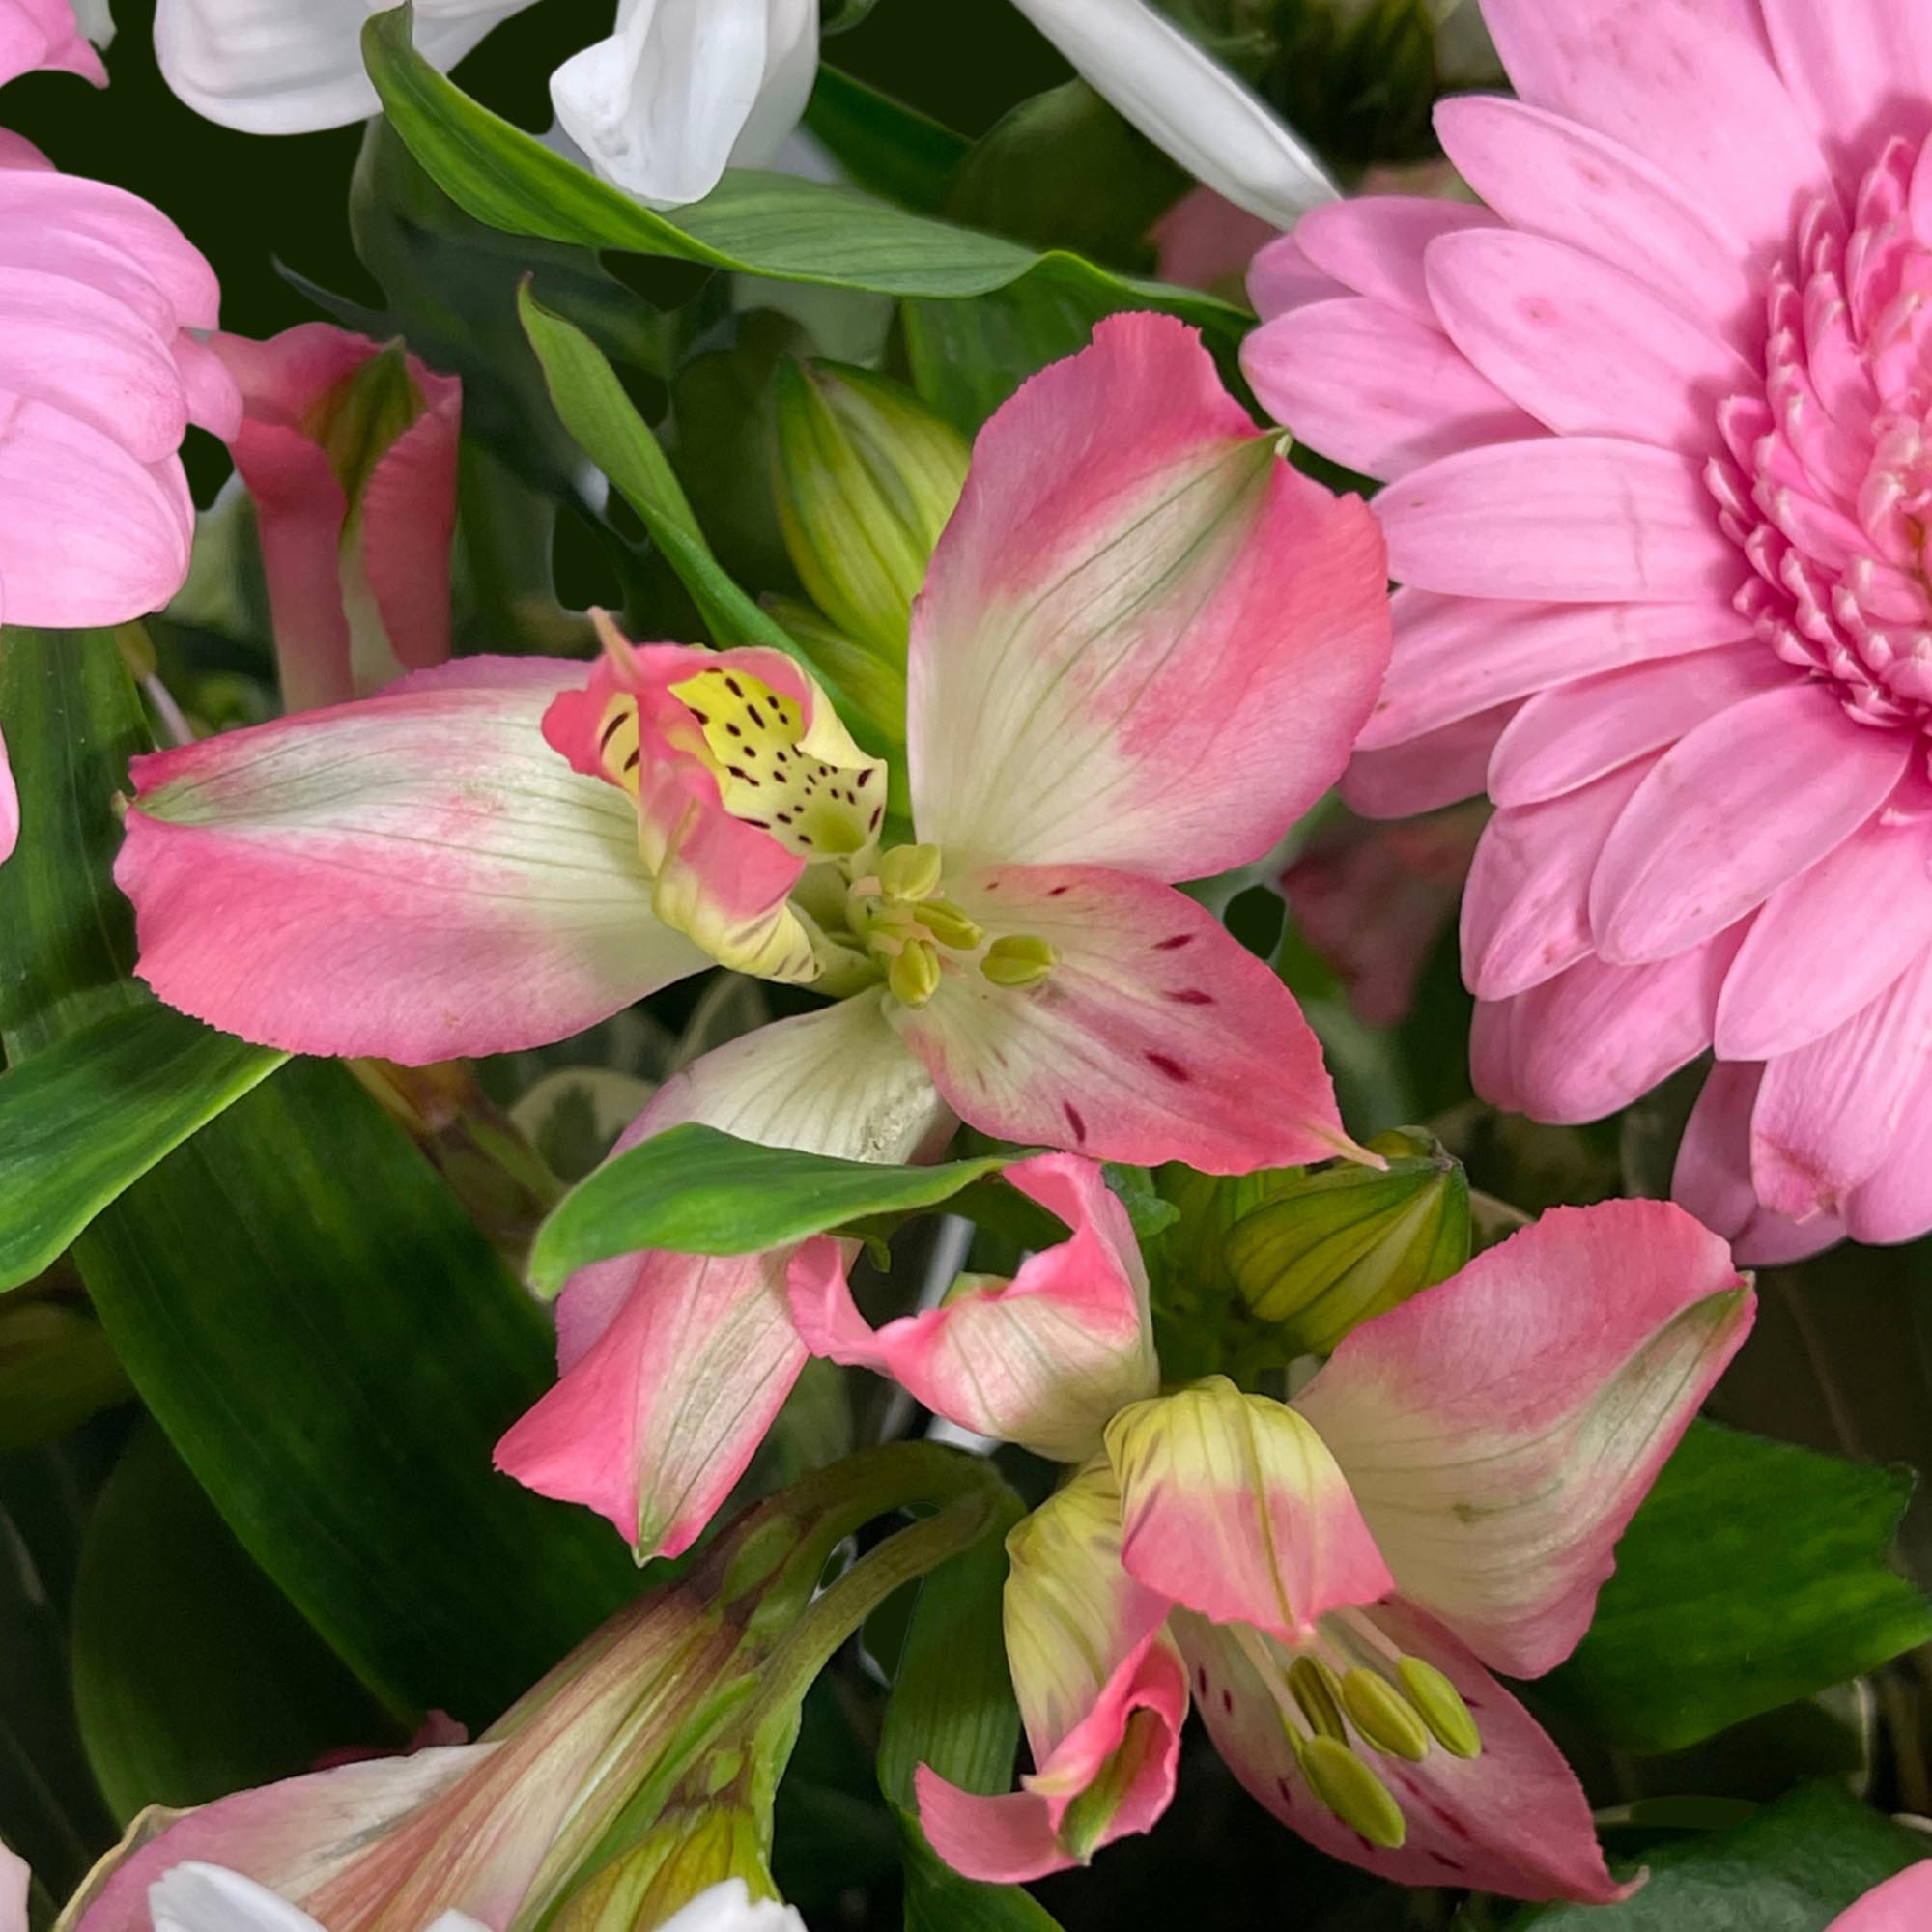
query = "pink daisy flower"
xmin=1245 ymin=0 xmax=1932 ymax=1262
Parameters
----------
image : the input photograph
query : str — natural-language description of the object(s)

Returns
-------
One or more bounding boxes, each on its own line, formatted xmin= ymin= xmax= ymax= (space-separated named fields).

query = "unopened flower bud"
xmin=769 ymin=359 xmax=969 ymax=659
xmin=1220 ymin=1129 xmax=1469 ymax=1356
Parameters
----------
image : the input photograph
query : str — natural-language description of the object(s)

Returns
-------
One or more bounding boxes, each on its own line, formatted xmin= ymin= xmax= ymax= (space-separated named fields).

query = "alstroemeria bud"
xmin=212 ymin=325 xmax=461 ymax=714
xmin=1219 ymin=1129 xmax=1470 ymax=1356
xmin=768 ymin=360 xmax=968 ymax=660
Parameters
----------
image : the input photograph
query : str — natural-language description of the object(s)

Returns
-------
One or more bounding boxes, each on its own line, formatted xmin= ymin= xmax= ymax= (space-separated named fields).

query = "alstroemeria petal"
xmin=549 ymin=0 xmax=817 ymax=210
xmin=2 ymin=1842 xmax=26 ymax=1932
xmin=72 ymin=1747 xmax=483 ymax=1932
xmin=1007 ymin=0 xmax=1337 ymax=227
xmin=1106 ymin=1378 xmax=1393 ymax=1644
xmin=1827 ymin=1863 xmax=1932 ymax=1932
xmin=1179 ymin=1599 xmax=1631 ymax=1904
xmin=0 ymin=724 xmax=15 ymax=867
xmin=498 ymin=994 xmax=952 ymax=1554
xmin=154 ymin=0 xmax=537 ymax=136
xmin=788 ymin=1151 xmax=1156 ymax=1461
xmin=909 ymin=312 xmax=1388 ymax=881
xmin=116 ymin=659 xmax=709 ymax=1063
xmin=892 ymin=862 xmax=1349 ymax=1173
xmin=1294 ymin=1200 xmax=1752 ymax=1677
xmin=496 ymin=1243 xmax=809 ymax=1560
xmin=917 ymin=1462 xmax=1184 ymax=1883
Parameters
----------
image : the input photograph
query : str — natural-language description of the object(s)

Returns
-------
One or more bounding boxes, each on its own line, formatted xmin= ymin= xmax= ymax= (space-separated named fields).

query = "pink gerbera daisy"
xmin=1245 ymin=0 xmax=1932 ymax=1261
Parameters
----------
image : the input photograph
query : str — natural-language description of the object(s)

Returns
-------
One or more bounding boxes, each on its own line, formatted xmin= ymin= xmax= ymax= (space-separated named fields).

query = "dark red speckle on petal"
xmin=1166 ymin=989 xmax=1213 ymax=1006
xmin=1154 ymin=933 xmax=1194 ymax=951
xmin=1064 ymin=1101 xmax=1088 ymax=1143
xmin=1146 ymin=1051 xmax=1190 ymax=1082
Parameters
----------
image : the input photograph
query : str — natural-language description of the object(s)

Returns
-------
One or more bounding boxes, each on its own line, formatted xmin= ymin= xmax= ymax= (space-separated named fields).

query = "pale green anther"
xmin=1298 ymin=1736 xmax=1407 ymax=1850
xmin=1397 ymin=1656 xmax=1483 ymax=1759
xmin=877 ymin=841 xmax=944 ymax=902
xmin=1340 ymin=1668 xmax=1432 ymax=1762
xmin=918 ymin=897 xmax=984 ymax=951
xmin=888 ymin=938 xmax=943 ymax=1009
xmin=1286 ymin=1654 xmax=1349 ymax=1744
xmin=981 ymin=933 xmax=1060 ymax=989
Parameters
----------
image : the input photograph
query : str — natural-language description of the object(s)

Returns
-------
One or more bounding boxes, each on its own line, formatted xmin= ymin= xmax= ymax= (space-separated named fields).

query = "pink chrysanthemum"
xmin=1246 ymin=0 xmax=1932 ymax=1262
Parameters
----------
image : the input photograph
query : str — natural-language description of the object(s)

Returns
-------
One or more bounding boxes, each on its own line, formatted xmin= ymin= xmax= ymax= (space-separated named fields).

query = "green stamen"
xmin=918 ymin=897 xmax=984 ymax=950
xmin=888 ymin=938 xmax=942 ymax=1009
xmin=1397 ymin=1657 xmax=1482 ymax=1759
xmin=1340 ymin=1668 xmax=1431 ymax=1762
xmin=1286 ymin=1654 xmax=1349 ymax=1744
xmin=877 ymin=841 xmax=944 ymax=902
xmin=1298 ymin=1736 xmax=1406 ymax=1849
xmin=981 ymin=933 xmax=1059 ymax=989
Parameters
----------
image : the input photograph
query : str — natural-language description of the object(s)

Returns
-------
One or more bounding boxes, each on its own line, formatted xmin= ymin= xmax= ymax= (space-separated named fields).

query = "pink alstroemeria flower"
xmin=116 ymin=314 xmax=1391 ymax=1551
xmin=212 ymin=325 xmax=461 ymax=713
xmin=1243 ymin=0 xmax=1932 ymax=1261
xmin=881 ymin=1193 xmax=1751 ymax=1901
xmin=1829 ymin=1862 xmax=1932 ymax=1931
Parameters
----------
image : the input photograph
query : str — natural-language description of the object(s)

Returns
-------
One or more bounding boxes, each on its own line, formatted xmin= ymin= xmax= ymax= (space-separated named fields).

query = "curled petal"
xmin=788 ymin=1152 xmax=1155 ymax=1462
xmin=0 ymin=0 xmax=105 ymax=85
xmin=1106 ymin=1378 xmax=1392 ymax=1643
xmin=1179 ymin=1599 xmax=1633 ymax=1904
xmin=1293 ymin=1199 xmax=1752 ymax=1677
xmin=910 ymin=312 xmax=1388 ymax=881
xmin=891 ymin=863 xmax=1350 ymax=1172
xmin=917 ymin=1463 xmax=1184 ymax=1883
xmin=117 ymin=659 xmax=709 ymax=1062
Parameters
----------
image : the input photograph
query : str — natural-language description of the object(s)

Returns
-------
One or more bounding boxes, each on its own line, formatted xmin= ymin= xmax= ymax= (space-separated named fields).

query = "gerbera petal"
xmin=1378 ymin=438 xmax=1735 ymax=604
xmin=1751 ymin=948 xmax=1932 ymax=1221
xmin=1675 ymin=1062 xmax=1849 ymax=1264
xmin=1488 ymin=643 xmax=1789 ymax=807
xmin=1360 ymin=591 xmax=1750 ymax=753
xmin=1293 ymin=1199 xmax=1751 ymax=1676
xmin=117 ymin=659 xmax=708 ymax=1062
xmin=1247 ymin=234 xmax=1347 ymax=319
xmin=1716 ymin=803 xmax=1932 ymax=1060
xmin=1588 ymin=681 xmax=1914 ymax=964
xmin=1461 ymin=761 xmax=1654 ymax=1002
xmin=355 ymin=369 xmax=463 ymax=680
xmin=1761 ymin=1 xmax=1932 ymax=152
xmin=1424 ymin=227 xmax=1748 ymax=451
xmin=1434 ymin=96 xmax=1753 ymax=332
xmin=1293 ymin=197 xmax=1496 ymax=325
xmin=1343 ymin=701 xmax=1517 ymax=818
xmin=1845 ymin=1067 xmax=1932 ymax=1247
xmin=908 ymin=312 xmax=1388 ymax=880
xmin=891 ymin=863 xmax=1349 ymax=1173
xmin=787 ymin=1151 xmax=1156 ymax=1463
xmin=1242 ymin=298 xmax=1541 ymax=480
xmin=1478 ymin=0 xmax=1828 ymax=252
xmin=1500 ymin=932 xmax=1743 ymax=1124
xmin=1105 ymin=1378 xmax=1394 ymax=1643
xmin=1179 ymin=1601 xmax=1632 ymax=1904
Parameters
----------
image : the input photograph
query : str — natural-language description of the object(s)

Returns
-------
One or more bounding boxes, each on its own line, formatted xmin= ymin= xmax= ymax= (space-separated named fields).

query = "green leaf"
xmin=363 ymin=6 xmax=1239 ymax=327
xmin=1536 ymin=1423 xmax=1932 ymax=1753
xmin=0 ymin=631 xmax=640 ymax=1726
xmin=0 ymin=1005 xmax=285 ymax=1293
xmin=804 ymin=67 xmax=968 ymax=216
xmin=528 ymin=1124 xmax=1020 ymax=1296
xmin=878 ymin=1492 xmax=1024 ymax=1810
xmin=71 ymin=1425 xmax=395 ymax=1823
xmin=0 ymin=1302 xmax=129 ymax=1454
xmin=1495 ymin=1783 xmax=1930 ymax=1930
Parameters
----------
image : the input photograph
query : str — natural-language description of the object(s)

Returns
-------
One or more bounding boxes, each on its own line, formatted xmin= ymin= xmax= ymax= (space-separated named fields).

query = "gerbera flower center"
xmin=1713 ymin=133 xmax=1932 ymax=735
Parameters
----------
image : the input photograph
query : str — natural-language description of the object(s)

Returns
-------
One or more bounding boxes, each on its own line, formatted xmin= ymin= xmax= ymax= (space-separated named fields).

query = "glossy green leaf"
xmin=0 ymin=1302 xmax=129 ymax=1454
xmin=363 ymin=6 xmax=1239 ymax=328
xmin=0 ymin=630 xmax=640 ymax=1726
xmin=1497 ymin=1783 xmax=1930 ymax=1930
xmin=804 ymin=67 xmax=968 ymax=216
xmin=1537 ymin=1423 xmax=1932 ymax=1753
xmin=528 ymin=1124 xmax=1019 ymax=1296
xmin=0 ymin=1005 xmax=284 ymax=1293
xmin=71 ymin=1424 xmax=396 ymax=1823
